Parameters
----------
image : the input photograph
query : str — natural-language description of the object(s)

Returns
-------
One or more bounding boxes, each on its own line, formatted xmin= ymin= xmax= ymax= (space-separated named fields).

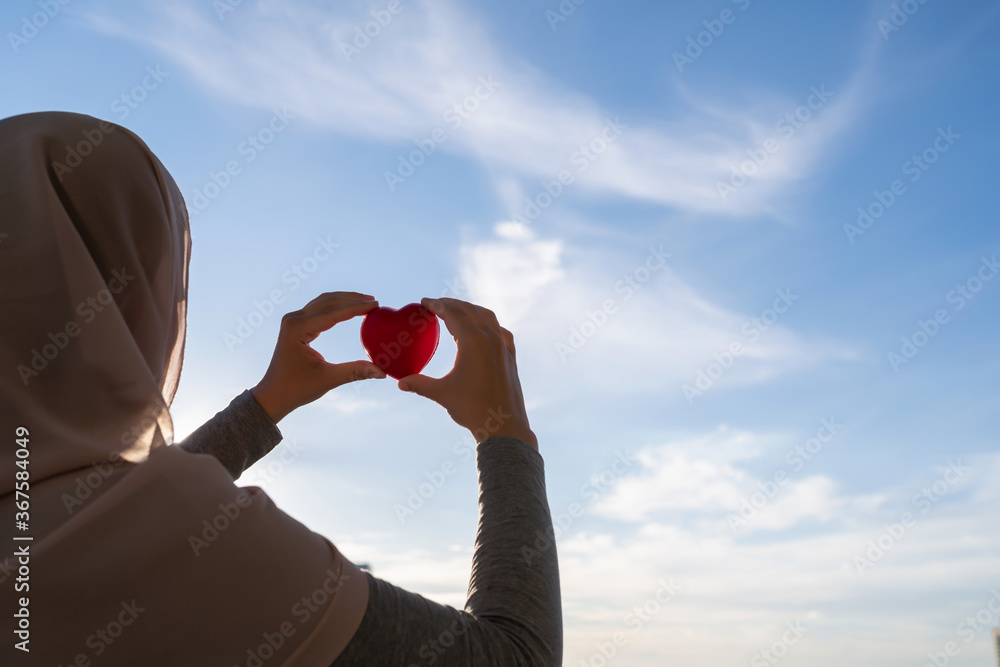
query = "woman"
xmin=0 ymin=111 xmax=561 ymax=665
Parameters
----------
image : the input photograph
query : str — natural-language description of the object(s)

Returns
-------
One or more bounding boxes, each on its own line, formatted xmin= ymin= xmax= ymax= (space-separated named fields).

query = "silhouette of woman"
xmin=0 ymin=112 xmax=561 ymax=666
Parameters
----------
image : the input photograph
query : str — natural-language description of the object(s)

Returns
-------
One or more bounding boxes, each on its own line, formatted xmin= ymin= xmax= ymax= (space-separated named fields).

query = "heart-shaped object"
xmin=360 ymin=303 xmax=440 ymax=380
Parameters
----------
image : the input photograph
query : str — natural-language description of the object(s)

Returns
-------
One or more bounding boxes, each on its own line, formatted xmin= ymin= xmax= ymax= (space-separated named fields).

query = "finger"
xmin=420 ymin=297 xmax=478 ymax=342
xmin=476 ymin=306 xmax=503 ymax=335
xmin=300 ymin=291 xmax=376 ymax=313
xmin=397 ymin=372 xmax=443 ymax=401
xmin=285 ymin=300 xmax=379 ymax=338
xmin=292 ymin=298 xmax=371 ymax=321
xmin=328 ymin=360 xmax=386 ymax=384
xmin=432 ymin=296 xmax=495 ymax=331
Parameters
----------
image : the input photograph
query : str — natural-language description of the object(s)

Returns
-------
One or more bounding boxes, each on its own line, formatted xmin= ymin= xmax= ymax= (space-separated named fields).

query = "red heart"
xmin=360 ymin=303 xmax=440 ymax=380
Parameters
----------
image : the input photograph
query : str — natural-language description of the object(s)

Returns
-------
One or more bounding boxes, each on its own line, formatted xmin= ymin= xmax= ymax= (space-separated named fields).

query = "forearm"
xmin=466 ymin=436 xmax=562 ymax=660
xmin=176 ymin=389 xmax=283 ymax=479
xmin=331 ymin=436 xmax=562 ymax=666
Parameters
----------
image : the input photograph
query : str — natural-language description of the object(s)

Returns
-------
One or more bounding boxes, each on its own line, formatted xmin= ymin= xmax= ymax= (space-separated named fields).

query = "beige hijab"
xmin=0 ymin=112 xmax=367 ymax=665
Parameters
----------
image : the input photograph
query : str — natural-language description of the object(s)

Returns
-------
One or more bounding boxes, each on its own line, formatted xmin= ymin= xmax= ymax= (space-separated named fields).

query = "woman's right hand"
xmin=397 ymin=297 xmax=538 ymax=450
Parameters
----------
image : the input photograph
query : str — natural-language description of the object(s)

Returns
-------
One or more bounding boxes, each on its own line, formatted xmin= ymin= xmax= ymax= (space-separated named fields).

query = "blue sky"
xmin=4 ymin=0 xmax=1000 ymax=664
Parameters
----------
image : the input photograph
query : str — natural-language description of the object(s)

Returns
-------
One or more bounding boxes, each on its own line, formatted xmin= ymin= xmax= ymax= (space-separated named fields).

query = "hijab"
xmin=0 ymin=112 xmax=368 ymax=665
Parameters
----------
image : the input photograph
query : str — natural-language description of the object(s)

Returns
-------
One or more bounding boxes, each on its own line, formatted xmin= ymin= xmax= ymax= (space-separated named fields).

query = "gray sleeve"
xmin=331 ymin=436 xmax=562 ymax=666
xmin=175 ymin=389 xmax=283 ymax=479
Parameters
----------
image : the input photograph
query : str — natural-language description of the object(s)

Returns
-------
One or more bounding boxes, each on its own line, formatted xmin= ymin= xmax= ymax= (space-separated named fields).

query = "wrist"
xmin=484 ymin=427 xmax=538 ymax=450
xmin=251 ymin=382 xmax=290 ymax=424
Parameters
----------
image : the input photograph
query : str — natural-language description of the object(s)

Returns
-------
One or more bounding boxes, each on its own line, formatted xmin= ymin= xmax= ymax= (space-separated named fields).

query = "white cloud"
xmin=89 ymin=0 xmax=869 ymax=217
xmin=454 ymin=224 xmax=856 ymax=394
xmin=458 ymin=222 xmax=564 ymax=329
xmin=588 ymin=426 xmax=884 ymax=532
xmin=590 ymin=433 xmax=753 ymax=520
xmin=553 ymin=449 xmax=1000 ymax=666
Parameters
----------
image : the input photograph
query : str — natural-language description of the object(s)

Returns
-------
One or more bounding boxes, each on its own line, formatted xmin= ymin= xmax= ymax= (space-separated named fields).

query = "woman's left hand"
xmin=251 ymin=291 xmax=385 ymax=423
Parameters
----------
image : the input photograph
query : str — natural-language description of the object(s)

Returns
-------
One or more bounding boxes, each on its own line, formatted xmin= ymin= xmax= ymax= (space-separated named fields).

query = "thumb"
xmin=397 ymin=373 xmax=440 ymax=400
xmin=331 ymin=360 xmax=386 ymax=385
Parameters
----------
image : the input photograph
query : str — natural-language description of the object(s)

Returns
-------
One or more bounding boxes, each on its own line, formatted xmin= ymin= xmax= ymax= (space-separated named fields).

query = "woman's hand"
xmin=397 ymin=297 xmax=538 ymax=450
xmin=251 ymin=291 xmax=386 ymax=423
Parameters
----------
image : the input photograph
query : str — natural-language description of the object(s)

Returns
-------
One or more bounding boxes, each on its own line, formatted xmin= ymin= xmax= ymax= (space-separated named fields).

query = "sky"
xmin=3 ymin=0 xmax=1000 ymax=664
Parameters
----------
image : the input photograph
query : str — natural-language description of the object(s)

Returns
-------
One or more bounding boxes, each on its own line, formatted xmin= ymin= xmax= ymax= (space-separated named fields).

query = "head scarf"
xmin=0 ymin=112 xmax=367 ymax=665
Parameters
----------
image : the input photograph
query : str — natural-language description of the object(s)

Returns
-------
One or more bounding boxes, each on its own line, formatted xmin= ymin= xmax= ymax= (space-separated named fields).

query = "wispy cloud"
xmin=88 ymin=0 xmax=870 ymax=217
xmin=454 ymin=223 xmax=856 ymax=394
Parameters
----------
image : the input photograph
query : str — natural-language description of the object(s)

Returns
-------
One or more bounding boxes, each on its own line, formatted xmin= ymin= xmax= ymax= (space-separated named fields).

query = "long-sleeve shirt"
xmin=178 ymin=390 xmax=563 ymax=666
